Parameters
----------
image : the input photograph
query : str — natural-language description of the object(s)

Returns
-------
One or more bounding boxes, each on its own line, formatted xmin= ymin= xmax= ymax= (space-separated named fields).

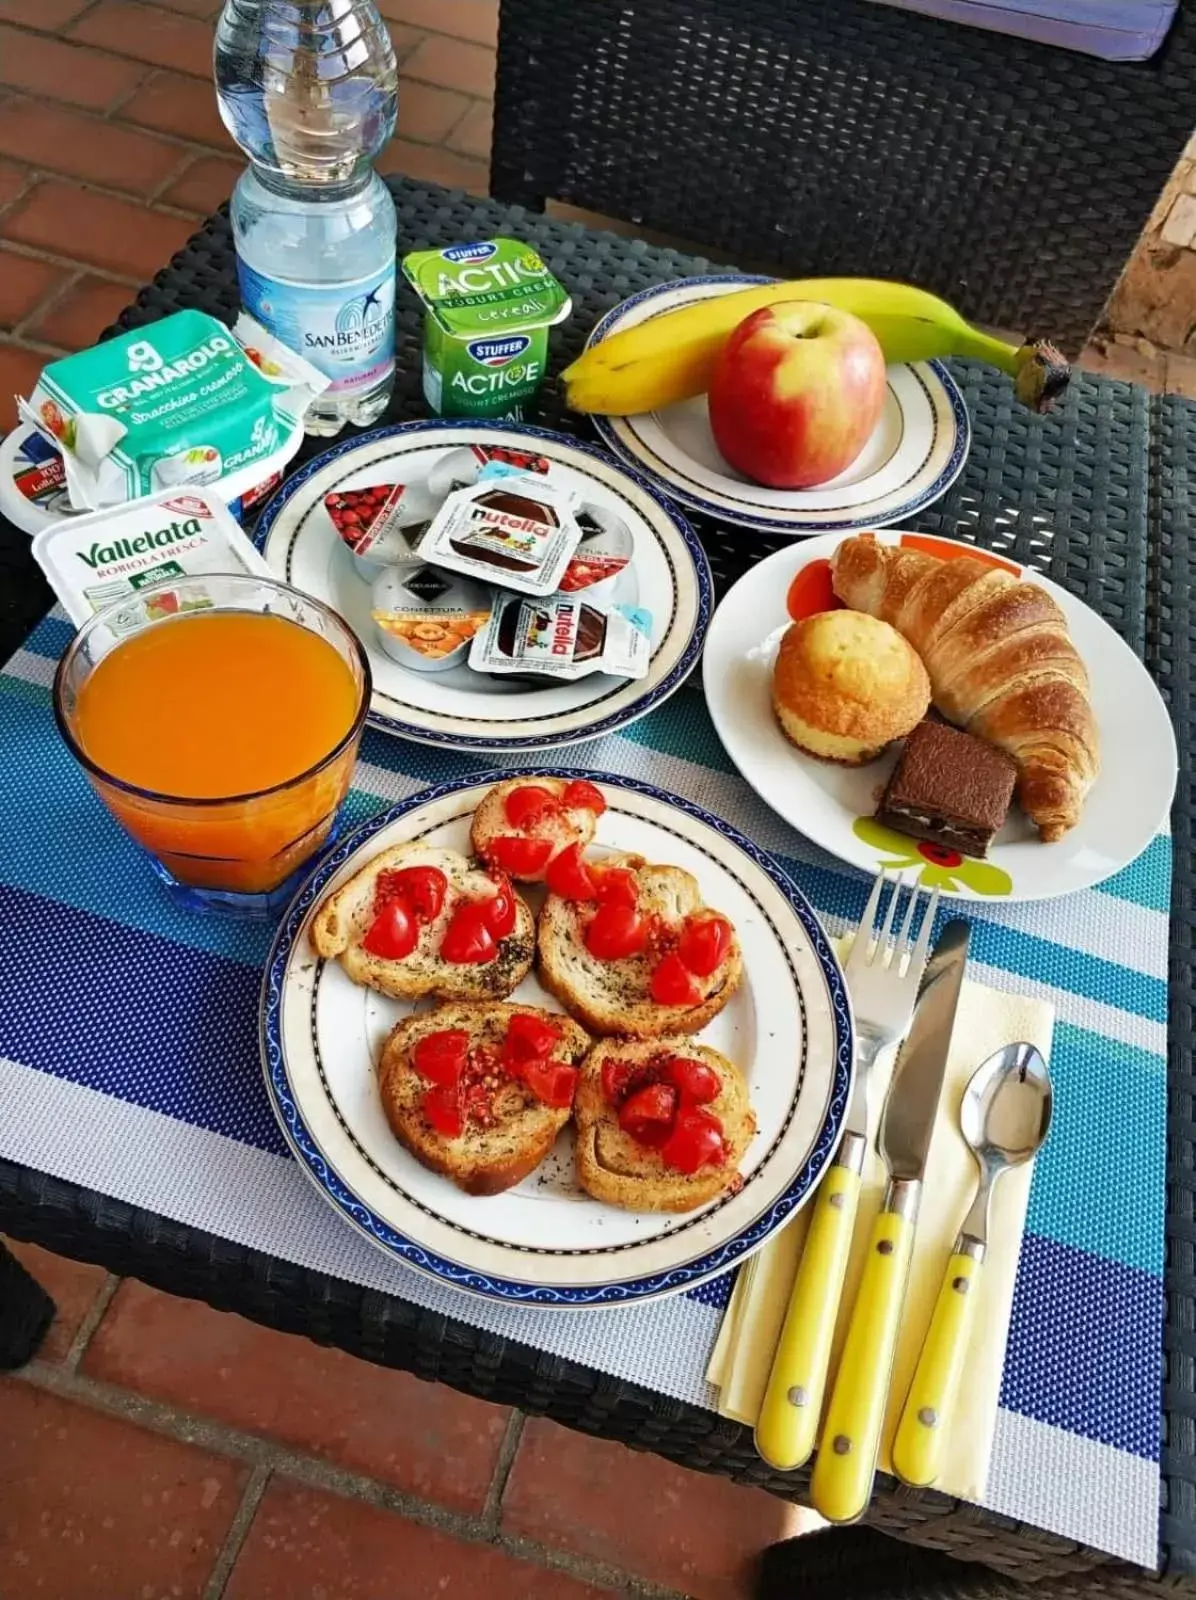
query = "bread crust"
xmin=573 ymin=1037 xmax=755 ymax=1212
xmin=379 ymin=1003 xmax=591 ymax=1195
xmin=470 ymin=777 xmax=600 ymax=882
xmin=536 ymin=854 xmax=742 ymax=1036
xmin=311 ymin=844 xmax=534 ymax=1001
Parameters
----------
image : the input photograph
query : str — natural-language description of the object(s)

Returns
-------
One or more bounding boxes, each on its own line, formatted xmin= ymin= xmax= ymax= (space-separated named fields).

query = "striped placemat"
xmin=0 ymin=611 xmax=1165 ymax=1567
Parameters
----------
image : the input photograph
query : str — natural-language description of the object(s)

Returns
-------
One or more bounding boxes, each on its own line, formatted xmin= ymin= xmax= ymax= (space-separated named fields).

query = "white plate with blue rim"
xmin=260 ymin=770 xmax=854 ymax=1308
xmin=253 ymin=420 xmax=712 ymax=751
xmin=587 ymin=275 xmax=970 ymax=536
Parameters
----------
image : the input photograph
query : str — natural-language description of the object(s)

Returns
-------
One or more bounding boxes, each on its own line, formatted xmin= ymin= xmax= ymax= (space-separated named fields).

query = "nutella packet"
xmin=421 ymin=469 xmax=582 ymax=597
xmin=470 ymin=592 xmax=652 ymax=682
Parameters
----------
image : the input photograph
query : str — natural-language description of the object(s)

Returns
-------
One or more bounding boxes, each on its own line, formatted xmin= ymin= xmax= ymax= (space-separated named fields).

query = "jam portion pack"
xmin=420 ymin=471 xmax=583 ymax=597
xmin=470 ymin=592 xmax=652 ymax=682
xmin=372 ymin=565 xmax=491 ymax=674
xmin=325 ymin=480 xmax=437 ymax=576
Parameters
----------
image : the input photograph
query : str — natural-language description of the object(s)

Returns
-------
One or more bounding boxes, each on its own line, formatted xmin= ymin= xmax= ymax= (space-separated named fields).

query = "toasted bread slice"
xmin=311 ymin=844 xmax=534 ymax=1001
xmin=470 ymin=776 xmax=602 ymax=883
xmin=537 ymin=853 xmax=742 ymax=1036
xmin=380 ymin=1003 xmax=591 ymax=1195
xmin=574 ymin=1037 xmax=755 ymax=1212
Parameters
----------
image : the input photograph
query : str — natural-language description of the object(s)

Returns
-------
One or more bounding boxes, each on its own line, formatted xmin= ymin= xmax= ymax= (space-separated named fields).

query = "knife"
xmin=809 ymin=919 xmax=971 ymax=1524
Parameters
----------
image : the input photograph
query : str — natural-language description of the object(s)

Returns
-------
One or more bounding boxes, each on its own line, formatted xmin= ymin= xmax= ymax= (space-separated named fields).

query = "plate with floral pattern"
xmin=702 ymin=531 xmax=1176 ymax=902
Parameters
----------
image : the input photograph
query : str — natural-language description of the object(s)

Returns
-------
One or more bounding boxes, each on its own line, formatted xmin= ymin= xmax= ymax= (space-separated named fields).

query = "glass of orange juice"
xmin=54 ymin=573 xmax=371 ymax=918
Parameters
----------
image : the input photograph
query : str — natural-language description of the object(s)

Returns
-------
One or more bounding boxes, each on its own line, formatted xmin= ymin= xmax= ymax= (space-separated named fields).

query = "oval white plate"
xmin=261 ymin=771 xmax=854 ymax=1307
xmin=254 ymin=421 xmax=712 ymax=751
xmin=703 ymin=531 xmax=1178 ymax=902
xmin=588 ymin=275 xmax=970 ymax=536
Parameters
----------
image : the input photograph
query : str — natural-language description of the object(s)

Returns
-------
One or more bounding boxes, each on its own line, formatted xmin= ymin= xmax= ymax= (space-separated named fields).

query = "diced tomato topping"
xmin=601 ymin=1057 xmax=633 ymax=1106
xmin=375 ymin=864 xmax=447 ymax=923
xmin=593 ymin=865 xmax=638 ymax=908
xmin=422 ymin=1082 xmax=464 ymax=1138
xmin=677 ymin=913 xmax=734 ymax=978
xmin=545 ymin=842 xmax=598 ymax=901
xmin=584 ymin=903 xmax=648 ymax=961
xmin=482 ymin=834 xmax=555 ymax=877
xmin=503 ymin=784 xmax=561 ymax=830
xmin=650 ymin=952 xmax=704 ymax=1007
xmin=503 ymin=1012 xmax=562 ymax=1067
xmin=411 ymin=1029 xmax=470 ymax=1086
xmin=480 ymin=873 xmax=518 ymax=938
xmin=362 ymin=897 xmax=418 ymax=960
xmin=440 ymin=902 xmax=497 ymax=964
xmin=521 ymin=1056 xmax=578 ymax=1109
xmin=660 ymin=1108 xmax=727 ymax=1174
xmin=562 ymin=779 xmax=606 ymax=815
xmin=662 ymin=1055 xmax=721 ymax=1105
xmin=618 ymin=1082 xmax=678 ymax=1146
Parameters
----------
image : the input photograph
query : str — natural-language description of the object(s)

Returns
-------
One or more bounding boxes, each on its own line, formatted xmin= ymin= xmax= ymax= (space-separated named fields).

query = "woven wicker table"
xmin=0 ymin=178 xmax=1191 ymax=1597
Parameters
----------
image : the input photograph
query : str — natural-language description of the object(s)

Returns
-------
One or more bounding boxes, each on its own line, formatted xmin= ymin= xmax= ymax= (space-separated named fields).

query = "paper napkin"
xmin=707 ymin=957 xmax=1054 ymax=1503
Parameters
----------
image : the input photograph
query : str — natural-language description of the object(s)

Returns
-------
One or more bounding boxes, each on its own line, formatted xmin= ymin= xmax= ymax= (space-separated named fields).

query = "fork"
xmin=754 ymin=870 xmax=940 ymax=1471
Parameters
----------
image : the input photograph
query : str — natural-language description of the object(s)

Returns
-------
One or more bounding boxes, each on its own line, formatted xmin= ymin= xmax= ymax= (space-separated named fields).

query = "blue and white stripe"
xmin=0 ymin=610 xmax=1167 ymax=1567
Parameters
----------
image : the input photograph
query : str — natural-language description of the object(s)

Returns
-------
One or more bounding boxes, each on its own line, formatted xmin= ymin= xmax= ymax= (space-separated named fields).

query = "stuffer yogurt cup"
xmin=402 ymin=239 xmax=572 ymax=422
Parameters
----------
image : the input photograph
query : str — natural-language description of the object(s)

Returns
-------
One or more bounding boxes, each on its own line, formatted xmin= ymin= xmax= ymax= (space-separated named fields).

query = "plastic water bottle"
xmin=214 ymin=0 xmax=399 ymax=436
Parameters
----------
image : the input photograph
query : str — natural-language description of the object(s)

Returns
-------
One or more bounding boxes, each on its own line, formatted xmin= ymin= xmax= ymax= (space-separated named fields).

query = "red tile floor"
xmin=2 ymin=1240 xmax=810 ymax=1597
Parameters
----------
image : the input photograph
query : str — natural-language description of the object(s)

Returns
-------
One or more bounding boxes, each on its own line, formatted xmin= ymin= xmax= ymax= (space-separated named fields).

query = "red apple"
xmin=707 ymin=302 xmax=887 ymax=489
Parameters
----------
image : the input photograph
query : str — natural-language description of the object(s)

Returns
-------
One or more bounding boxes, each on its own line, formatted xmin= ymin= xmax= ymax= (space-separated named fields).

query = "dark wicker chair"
xmin=490 ymin=0 xmax=1196 ymax=354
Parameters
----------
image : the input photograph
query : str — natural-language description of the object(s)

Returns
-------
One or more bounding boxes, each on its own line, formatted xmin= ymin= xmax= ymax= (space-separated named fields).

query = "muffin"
xmin=772 ymin=610 xmax=930 ymax=764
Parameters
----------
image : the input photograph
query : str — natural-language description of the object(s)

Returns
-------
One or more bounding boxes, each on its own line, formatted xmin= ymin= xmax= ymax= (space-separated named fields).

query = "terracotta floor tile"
xmin=0 ymin=341 xmax=50 ymax=430
xmin=161 ymin=153 xmax=242 ymax=214
xmin=379 ymin=0 xmax=499 ymax=49
xmin=447 ymin=98 xmax=493 ymax=161
xmin=2 ymin=180 xmax=196 ymax=280
xmin=0 ymin=251 xmax=68 ymax=333
xmin=226 ymin=1477 xmax=610 ymax=1600
xmin=503 ymin=1419 xmax=807 ymax=1600
xmin=27 ymin=276 xmax=134 ymax=350
xmin=0 ymin=1378 xmax=247 ymax=1600
xmin=0 ymin=155 xmax=28 ymax=210
xmin=379 ymin=135 xmax=489 ymax=195
xmin=2 ymin=1239 xmax=109 ymax=1362
xmin=85 ymin=1279 xmax=510 ymax=1512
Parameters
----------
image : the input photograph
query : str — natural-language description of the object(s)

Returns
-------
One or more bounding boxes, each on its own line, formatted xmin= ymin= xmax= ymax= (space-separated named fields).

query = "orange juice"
xmin=72 ymin=610 xmax=364 ymax=893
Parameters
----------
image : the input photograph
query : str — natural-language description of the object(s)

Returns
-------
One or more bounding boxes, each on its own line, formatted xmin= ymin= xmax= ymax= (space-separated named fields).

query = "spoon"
xmin=891 ymin=1042 xmax=1053 ymax=1488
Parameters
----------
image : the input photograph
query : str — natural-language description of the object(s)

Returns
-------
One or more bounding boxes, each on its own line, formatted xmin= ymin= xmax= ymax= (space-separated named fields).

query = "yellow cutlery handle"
xmin=755 ymin=1162 xmax=863 ymax=1470
xmin=810 ymin=1203 xmax=916 ymax=1523
xmin=891 ymin=1250 xmax=982 ymax=1487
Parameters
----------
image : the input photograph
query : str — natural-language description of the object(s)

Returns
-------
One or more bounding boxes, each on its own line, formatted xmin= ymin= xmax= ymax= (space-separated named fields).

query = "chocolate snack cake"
xmin=877 ymin=720 xmax=1017 ymax=858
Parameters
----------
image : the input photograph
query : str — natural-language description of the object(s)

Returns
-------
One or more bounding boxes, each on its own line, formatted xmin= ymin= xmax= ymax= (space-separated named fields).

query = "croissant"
xmin=830 ymin=534 xmax=1099 ymax=841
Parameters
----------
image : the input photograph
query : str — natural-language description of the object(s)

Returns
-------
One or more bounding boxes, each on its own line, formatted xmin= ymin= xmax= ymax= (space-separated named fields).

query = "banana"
xmin=562 ymin=278 xmax=1068 ymax=416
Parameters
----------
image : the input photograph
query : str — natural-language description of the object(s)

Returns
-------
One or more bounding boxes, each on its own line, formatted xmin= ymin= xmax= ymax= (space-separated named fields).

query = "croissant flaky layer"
xmin=829 ymin=535 xmax=1100 ymax=841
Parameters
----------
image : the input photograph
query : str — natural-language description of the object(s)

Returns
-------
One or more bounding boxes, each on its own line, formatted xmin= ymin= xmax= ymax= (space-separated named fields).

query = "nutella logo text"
xmin=552 ymin=601 xmax=578 ymax=656
xmin=477 ymin=507 xmax=543 ymax=539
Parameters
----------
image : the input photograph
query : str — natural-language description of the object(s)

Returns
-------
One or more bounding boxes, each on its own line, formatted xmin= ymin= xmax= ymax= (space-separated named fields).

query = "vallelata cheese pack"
xmin=19 ymin=310 xmax=326 ymax=512
xmin=32 ymin=487 xmax=271 ymax=629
